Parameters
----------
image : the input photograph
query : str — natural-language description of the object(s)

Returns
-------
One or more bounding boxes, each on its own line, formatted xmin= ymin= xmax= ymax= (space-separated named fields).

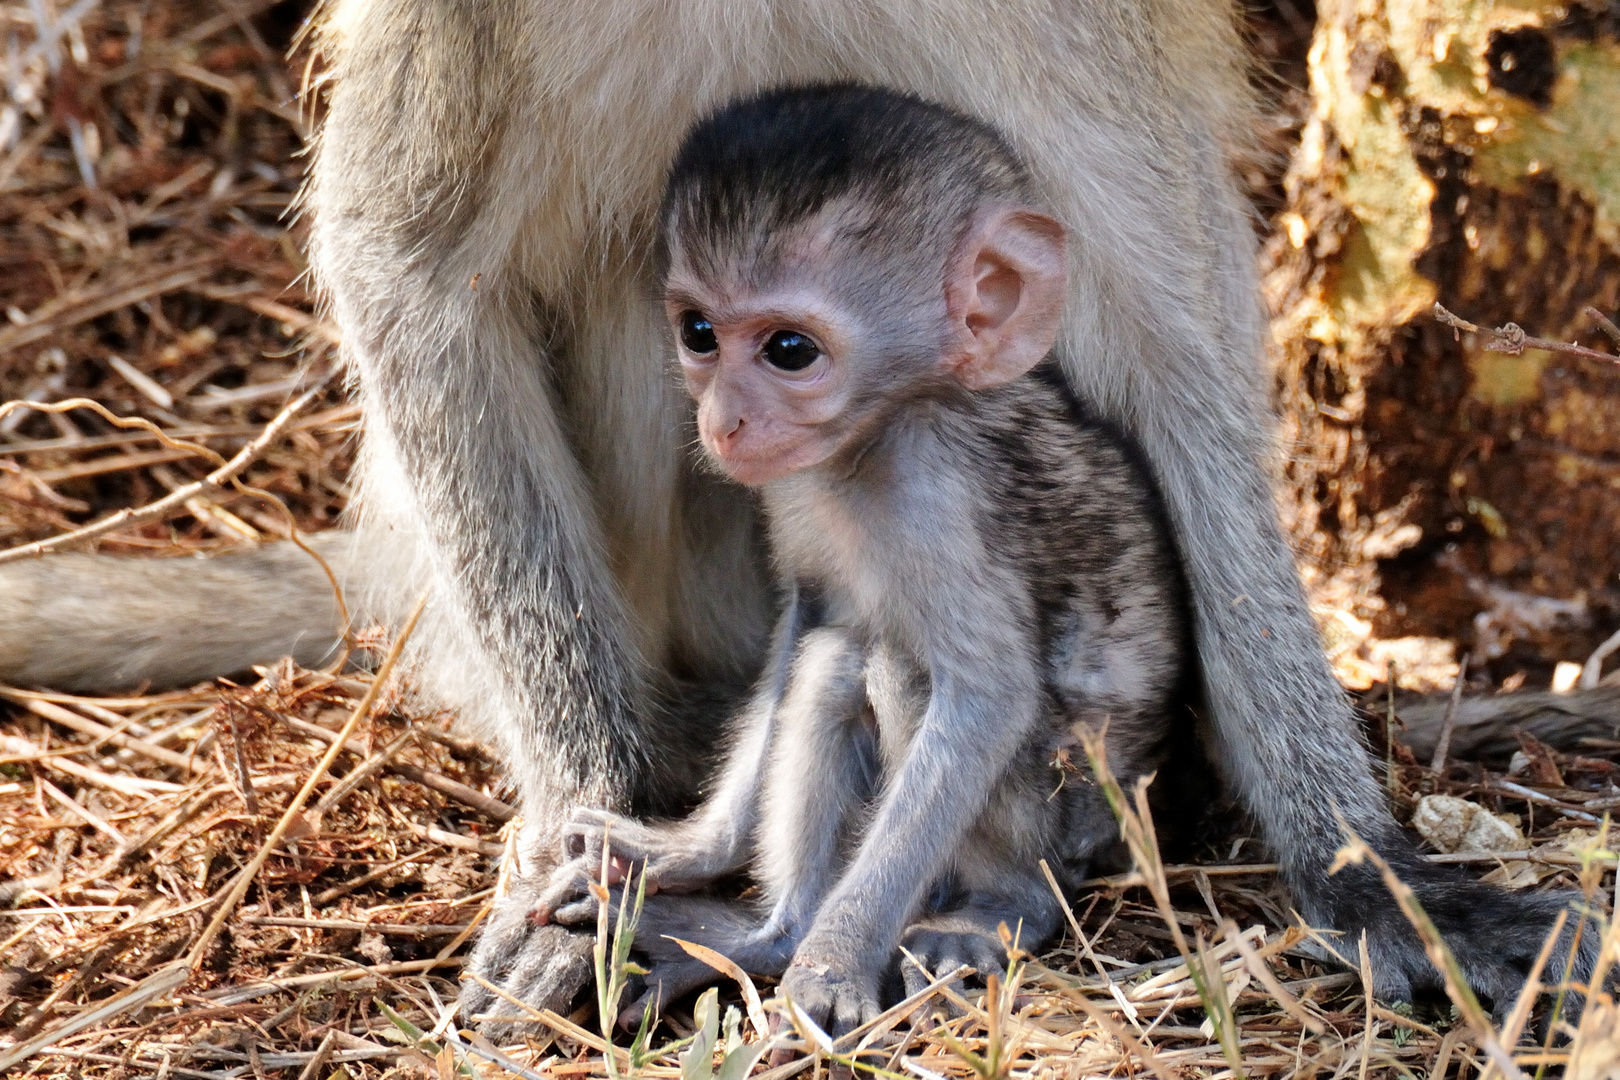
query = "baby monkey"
xmin=538 ymin=85 xmax=1189 ymax=1033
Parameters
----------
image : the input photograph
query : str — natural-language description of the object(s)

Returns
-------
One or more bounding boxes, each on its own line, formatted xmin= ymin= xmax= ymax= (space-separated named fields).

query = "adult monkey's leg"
xmin=308 ymin=2 xmax=673 ymax=1024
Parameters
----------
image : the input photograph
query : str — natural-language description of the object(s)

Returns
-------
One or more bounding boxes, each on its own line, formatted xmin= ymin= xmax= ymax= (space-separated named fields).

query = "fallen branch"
xmin=12 ymin=694 xmax=198 ymax=773
xmin=404 ymin=821 xmax=505 ymax=855
xmin=1583 ymin=305 xmax=1620 ymax=345
xmin=0 ymin=263 xmax=217 ymax=356
xmin=0 ymin=734 xmax=185 ymax=795
xmin=0 ymin=403 xmax=360 ymax=456
xmin=240 ymin=916 xmax=472 ymax=937
xmin=1399 ymin=685 xmax=1620 ymax=763
xmin=1428 ymin=652 xmax=1468 ymax=774
xmin=0 ymin=396 xmax=227 ymax=467
xmin=189 ymin=284 xmax=341 ymax=345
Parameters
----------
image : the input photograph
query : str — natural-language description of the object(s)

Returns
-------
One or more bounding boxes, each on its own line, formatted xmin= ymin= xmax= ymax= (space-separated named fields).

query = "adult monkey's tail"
xmin=0 ymin=533 xmax=352 ymax=693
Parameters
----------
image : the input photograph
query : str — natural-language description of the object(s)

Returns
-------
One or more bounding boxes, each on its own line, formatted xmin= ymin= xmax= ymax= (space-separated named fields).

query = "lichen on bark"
xmin=1266 ymin=0 xmax=1620 ymax=690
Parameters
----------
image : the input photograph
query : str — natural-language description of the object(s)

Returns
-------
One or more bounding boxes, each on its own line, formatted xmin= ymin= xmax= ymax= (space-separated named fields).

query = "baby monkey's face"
xmin=664 ymin=267 xmax=870 ymax=487
xmin=663 ymin=202 xmax=1068 ymax=488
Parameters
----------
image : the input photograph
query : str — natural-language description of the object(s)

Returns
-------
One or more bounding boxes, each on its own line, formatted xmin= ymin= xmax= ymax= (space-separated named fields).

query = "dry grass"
xmin=0 ymin=2 xmax=1617 ymax=1078
xmin=0 ymin=0 xmax=348 ymax=555
xmin=0 ymin=658 xmax=1615 ymax=1079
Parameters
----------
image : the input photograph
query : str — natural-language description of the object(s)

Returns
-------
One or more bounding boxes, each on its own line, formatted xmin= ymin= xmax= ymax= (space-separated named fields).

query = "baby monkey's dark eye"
xmin=761 ymin=330 xmax=821 ymax=372
xmin=680 ymin=311 xmax=718 ymax=354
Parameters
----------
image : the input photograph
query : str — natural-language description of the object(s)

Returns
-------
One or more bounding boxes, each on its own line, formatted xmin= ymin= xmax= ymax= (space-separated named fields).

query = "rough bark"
xmin=1266 ymin=0 xmax=1620 ymax=692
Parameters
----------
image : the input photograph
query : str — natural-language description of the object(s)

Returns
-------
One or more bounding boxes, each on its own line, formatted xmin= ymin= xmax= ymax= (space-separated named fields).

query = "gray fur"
xmin=537 ymin=91 xmax=1190 ymax=1031
xmin=547 ymin=369 xmax=1188 ymax=1033
xmin=0 ymin=532 xmax=350 ymax=691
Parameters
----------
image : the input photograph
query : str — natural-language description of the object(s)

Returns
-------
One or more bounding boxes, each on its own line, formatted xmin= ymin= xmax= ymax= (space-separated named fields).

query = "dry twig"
xmin=1433 ymin=303 xmax=1619 ymax=365
xmin=0 ymin=380 xmax=328 ymax=563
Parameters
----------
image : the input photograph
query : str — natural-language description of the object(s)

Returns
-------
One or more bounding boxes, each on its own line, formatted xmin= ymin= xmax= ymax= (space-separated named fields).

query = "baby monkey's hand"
xmin=530 ymin=806 xmax=746 ymax=925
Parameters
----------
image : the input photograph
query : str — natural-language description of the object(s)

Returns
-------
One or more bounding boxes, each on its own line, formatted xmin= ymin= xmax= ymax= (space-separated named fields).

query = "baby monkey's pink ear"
xmin=944 ymin=207 xmax=1068 ymax=391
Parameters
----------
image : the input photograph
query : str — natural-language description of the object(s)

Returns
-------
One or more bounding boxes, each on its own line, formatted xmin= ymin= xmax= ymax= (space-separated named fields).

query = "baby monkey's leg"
xmin=897 ymin=716 xmax=1160 ymax=998
xmin=754 ymin=627 xmax=875 ymax=946
xmin=606 ymin=626 xmax=872 ymax=960
xmin=897 ymin=760 xmax=1069 ymax=995
xmin=612 ymin=627 xmax=874 ymax=1025
xmin=606 ymin=895 xmax=790 ymax=1027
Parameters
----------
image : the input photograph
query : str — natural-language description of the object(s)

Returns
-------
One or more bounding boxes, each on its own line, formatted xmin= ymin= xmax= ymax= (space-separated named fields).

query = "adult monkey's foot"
xmin=1308 ymin=847 xmax=1601 ymax=1021
xmin=459 ymin=877 xmax=595 ymax=1036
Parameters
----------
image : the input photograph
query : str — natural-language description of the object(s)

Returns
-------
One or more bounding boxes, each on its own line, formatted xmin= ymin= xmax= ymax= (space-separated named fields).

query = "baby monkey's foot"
xmin=537 ymin=889 xmax=797 ymax=1030
xmin=899 ymin=912 xmax=1012 ymax=997
xmin=617 ymin=917 xmax=798 ymax=1028
xmin=533 ymin=854 xmax=637 ymax=927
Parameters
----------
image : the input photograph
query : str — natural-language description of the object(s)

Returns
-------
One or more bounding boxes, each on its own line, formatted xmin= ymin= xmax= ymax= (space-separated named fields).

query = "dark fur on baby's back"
xmin=759 ymin=358 xmax=1189 ymax=903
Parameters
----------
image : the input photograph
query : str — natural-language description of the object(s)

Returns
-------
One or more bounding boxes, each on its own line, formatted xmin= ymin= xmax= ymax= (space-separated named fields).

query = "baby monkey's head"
xmin=659 ymin=84 xmax=1068 ymax=486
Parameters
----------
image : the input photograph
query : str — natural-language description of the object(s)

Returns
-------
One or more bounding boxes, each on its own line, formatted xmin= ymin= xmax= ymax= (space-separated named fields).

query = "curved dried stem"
xmin=0 ymin=379 xmax=356 ymax=645
xmin=0 ymin=396 xmax=228 ymax=467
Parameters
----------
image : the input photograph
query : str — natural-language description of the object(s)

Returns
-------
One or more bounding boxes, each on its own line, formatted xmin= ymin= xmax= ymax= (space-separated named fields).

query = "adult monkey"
xmin=0 ymin=0 xmax=1582 ymax=1024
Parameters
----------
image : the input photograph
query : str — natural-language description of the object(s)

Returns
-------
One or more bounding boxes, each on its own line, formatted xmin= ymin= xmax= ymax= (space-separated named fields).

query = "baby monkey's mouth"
xmin=703 ymin=434 xmax=825 ymax=487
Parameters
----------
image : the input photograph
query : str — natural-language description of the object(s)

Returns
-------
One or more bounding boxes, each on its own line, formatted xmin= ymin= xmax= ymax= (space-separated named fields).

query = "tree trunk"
xmin=1267 ymin=0 xmax=1620 ymax=693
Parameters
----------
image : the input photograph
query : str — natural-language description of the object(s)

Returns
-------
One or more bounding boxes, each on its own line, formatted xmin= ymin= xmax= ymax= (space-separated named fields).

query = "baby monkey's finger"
xmin=529 ymin=858 xmax=601 ymax=924
xmin=569 ymin=806 xmax=632 ymax=827
xmin=550 ymin=894 xmax=610 ymax=927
